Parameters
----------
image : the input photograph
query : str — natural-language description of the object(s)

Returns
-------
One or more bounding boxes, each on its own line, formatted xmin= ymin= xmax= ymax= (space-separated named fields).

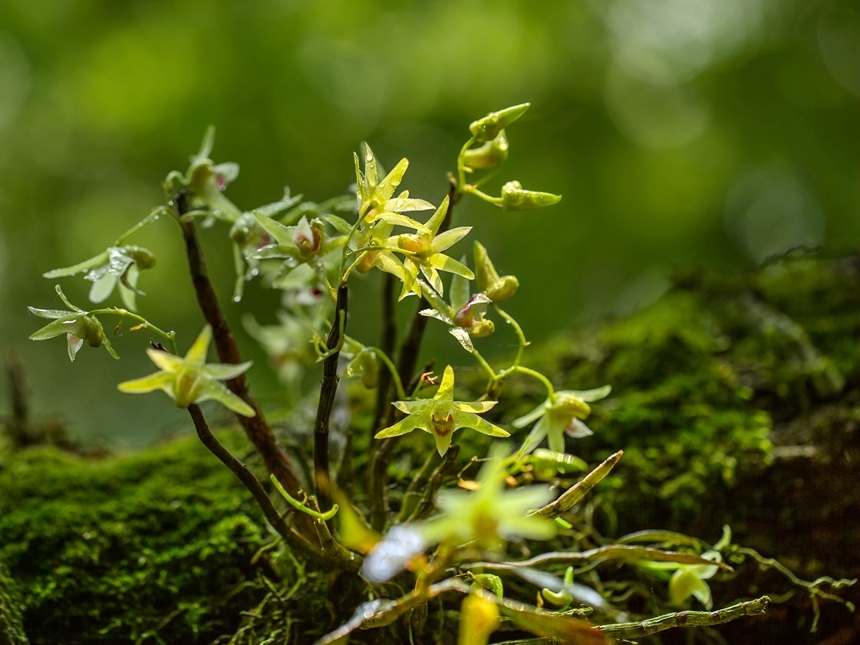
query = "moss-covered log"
xmin=1 ymin=251 xmax=857 ymax=644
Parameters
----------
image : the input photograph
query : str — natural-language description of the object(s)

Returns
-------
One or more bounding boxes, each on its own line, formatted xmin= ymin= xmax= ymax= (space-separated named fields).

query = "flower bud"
xmin=469 ymin=319 xmax=495 ymax=338
xmin=552 ymin=392 xmax=591 ymax=419
xmin=474 ymin=241 xmax=519 ymax=302
xmin=346 ymin=348 xmax=379 ymax=389
xmin=500 ymin=181 xmax=562 ymax=211
xmin=469 ymin=103 xmax=530 ymax=142
xmin=485 ymin=275 xmax=519 ymax=303
xmin=462 ymin=132 xmax=509 ymax=170
xmin=127 ymin=246 xmax=157 ymax=270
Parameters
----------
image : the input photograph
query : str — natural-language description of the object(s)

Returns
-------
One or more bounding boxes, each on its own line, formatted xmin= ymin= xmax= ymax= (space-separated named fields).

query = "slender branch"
xmin=313 ymin=283 xmax=349 ymax=513
xmin=599 ymin=596 xmax=770 ymax=639
xmin=466 ymin=545 xmax=732 ymax=573
xmin=174 ymin=191 xmax=311 ymax=537
xmin=186 ymin=404 xmax=320 ymax=562
xmin=372 ymin=272 xmax=397 ymax=433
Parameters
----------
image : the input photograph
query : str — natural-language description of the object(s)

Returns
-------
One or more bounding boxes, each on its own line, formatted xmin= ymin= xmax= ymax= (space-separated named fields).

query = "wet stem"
xmin=172 ymin=189 xmax=315 ymax=541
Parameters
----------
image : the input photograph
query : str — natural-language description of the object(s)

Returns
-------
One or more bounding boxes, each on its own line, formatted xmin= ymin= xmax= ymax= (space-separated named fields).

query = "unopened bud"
xmin=485 ymin=275 xmax=519 ymax=302
xmin=474 ymin=241 xmax=519 ymax=302
xmin=469 ymin=103 xmax=530 ymax=143
xmin=469 ymin=319 xmax=495 ymax=338
xmin=127 ymin=246 xmax=157 ymax=270
xmin=552 ymin=392 xmax=591 ymax=419
xmin=500 ymin=181 xmax=562 ymax=211
xmin=462 ymin=132 xmax=509 ymax=170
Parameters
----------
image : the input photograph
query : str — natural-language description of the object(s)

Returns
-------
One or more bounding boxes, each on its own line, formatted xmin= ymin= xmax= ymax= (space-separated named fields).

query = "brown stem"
xmin=313 ymin=283 xmax=349 ymax=512
xmin=174 ymin=191 xmax=311 ymax=536
xmin=187 ymin=404 xmax=319 ymax=560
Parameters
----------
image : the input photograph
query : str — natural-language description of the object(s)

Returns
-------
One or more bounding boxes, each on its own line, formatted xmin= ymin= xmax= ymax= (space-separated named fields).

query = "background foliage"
xmin=0 ymin=0 xmax=857 ymax=445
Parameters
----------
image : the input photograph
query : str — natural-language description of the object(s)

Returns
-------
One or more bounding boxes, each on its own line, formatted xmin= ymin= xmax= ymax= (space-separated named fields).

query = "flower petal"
xmin=429 ymin=254 xmax=475 ymax=280
xmin=145 ymin=348 xmax=184 ymax=373
xmin=118 ymin=371 xmax=175 ymax=394
xmin=375 ymin=414 xmax=425 ymax=439
xmin=511 ymin=403 xmax=547 ymax=429
xmin=196 ymin=379 xmax=256 ymax=417
xmin=203 ymin=361 xmax=253 ymax=380
xmin=463 ymin=414 xmax=509 ymax=438
xmin=435 ymin=366 xmax=456 ymax=401
xmin=184 ymin=325 xmax=213 ymax=366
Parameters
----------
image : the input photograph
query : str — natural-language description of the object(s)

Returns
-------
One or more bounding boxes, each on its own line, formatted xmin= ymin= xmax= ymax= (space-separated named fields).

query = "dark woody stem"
xmin=186 ymin=404 xmax=319 ymax=560
xmin=313 ymin=283 xmax=349 ymax=513
xmin=367 ymin=179 xmax=459 ymax=530
xmin=174 ymin=191 xmax=312 ymax=538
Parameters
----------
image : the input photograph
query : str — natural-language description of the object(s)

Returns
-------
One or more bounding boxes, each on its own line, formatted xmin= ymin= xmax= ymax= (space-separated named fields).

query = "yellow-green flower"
xmin=418 ymin=445 xmax=557 ymax=550
xmin=392 ymin=195 xmax=474 ymax=297
xmin=118 ymin=325 xmax=254 ymax=416
xmin=374 ymin=365 xmax=508 ymax=455
xmin=512 ymin=386 xmax=610 ymax=454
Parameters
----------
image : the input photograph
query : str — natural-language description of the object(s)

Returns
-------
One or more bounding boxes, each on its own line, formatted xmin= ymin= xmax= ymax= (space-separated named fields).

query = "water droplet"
xmin=249 ymin=268 xmax=259 ymax=277
xmin=232 ymin=295 xmax=242 ymax=303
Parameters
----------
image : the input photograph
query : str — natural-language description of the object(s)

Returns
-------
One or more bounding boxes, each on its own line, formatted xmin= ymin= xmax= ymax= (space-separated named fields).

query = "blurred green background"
xmin=1 ymin=0 xmax=857 ymax=447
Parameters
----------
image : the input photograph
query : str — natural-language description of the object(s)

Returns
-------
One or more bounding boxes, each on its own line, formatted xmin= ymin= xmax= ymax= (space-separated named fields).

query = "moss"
xmin=2 ymin=252 xmax=857 ymax=644
xmin=0 ymin=563 xmax=28 ymax=645
xmin=0 ymin=431 xmax=271 ymax=644
xmin=504 ymin=253 xmax=860 ymax=541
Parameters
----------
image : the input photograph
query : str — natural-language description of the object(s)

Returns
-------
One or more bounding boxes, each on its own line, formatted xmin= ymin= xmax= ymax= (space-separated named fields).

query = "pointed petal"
xmin=562 ymin=385 xmax=612 ymax=403
xmin=374 ymin=158 xmax=409 ymax=203
xmin=28 ymin=308 xmax=76 ymax=321
xmin=88 ymin=273 xmax=117 ymax=304
xmin=184 ymin=326 xmax=213 ymax=365
xmin=462 ymin=414 xmax=509 ymax=438
xmin=29 ymin=316 xmax=82 ymax=341
xmin=512 ymin=403 xmax=547 ymax=429
xmin=383 ymin=197 xmax=434 ymax=213
xmin=374 ymin=414 xmax=424 ymax=439
xmin=420 ymin=265 xmax=444 ymax=295
xmin=450 ymin=270 xmax=471 ymax=311
xmin=67 ymin=334 xmax=84 ymax=362
xmin=118 ymin=266 xmax=139 ymax=311
xmin=420 ymin=308 xmax=453 ymax=324
xmin=374 ymin=210 xmax=428 ymax=231
xmin=431 ymin=226 xmax=472 ymax=253
xmin=423 ymin=195 xmax=449 ymax=235
xmin=203 ymin=361 xmax=253 ymax=380
xmin=455 ymin=401 xmax=497 ymax=413
xmin=547 ymin=422 xmax=566 ymax=454
xmin=435 ymin=366 xmax=456 ymax=401
xmin=254 ymin=212 xmax=295 ymax=246
xmin=363 ymin=143 xmax=379 ymax=189
xmin=196 ymin=380 xmax=256 ymax=417
xmin=118 ymin=371 xmax=175 ymax=394
xmin=43 ymin=252 xmax=109 ymax=278
xmin=393 ymin=400 xmax=428 ymax=414
xmin=448 ymin=327 xmax=474 ymax=352
xmin=354 ymin=151 xmax=368 ymax=203
xmin=145 ymin=348 xmax=184 ymax=372
xmin=433 ymin=430 xmax=453 ymax=456
xmin=430 ymin=254 xmax=475 ymax=280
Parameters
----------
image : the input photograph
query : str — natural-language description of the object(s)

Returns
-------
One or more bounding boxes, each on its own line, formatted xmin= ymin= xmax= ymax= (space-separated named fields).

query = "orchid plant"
xmin=27 ymin=104 xmax=853 ymax=644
